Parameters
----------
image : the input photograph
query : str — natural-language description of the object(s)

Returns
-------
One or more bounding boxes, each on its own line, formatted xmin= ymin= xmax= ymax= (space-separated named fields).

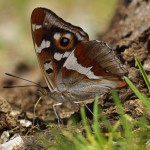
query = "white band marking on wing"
xmin=63 ymin=51 xmax=102 ymax=79
xmin=35 ymin=40 xmax=50 ymax=53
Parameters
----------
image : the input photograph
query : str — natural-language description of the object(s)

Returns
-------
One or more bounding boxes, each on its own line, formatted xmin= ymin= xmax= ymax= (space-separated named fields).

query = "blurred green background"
xmin=0 ymin=0 xmax=118 ymax=73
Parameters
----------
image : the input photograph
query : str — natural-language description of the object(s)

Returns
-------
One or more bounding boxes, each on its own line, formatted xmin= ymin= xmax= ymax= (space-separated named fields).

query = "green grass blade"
xmin=33 ymin=97 xmax=42 ymax=125
xmin=80 ymin=107 xmax=96 ymax=146
xmin=111 ymin=90 xmax=124 ymax=116
xmin=135 ymin=58 xmax=150 ymax=92
xmin=124 ymin=77 xmax=150 ymax=108
xmin=108 ymin=120 xmax=121 ymax=146
xmin=93 ymin=97 xmax=105 ymax=149
xmin=80 ymin=107 xmax=92 ymax=137
xmin=111 ymin=90 xmax=132 ymax=141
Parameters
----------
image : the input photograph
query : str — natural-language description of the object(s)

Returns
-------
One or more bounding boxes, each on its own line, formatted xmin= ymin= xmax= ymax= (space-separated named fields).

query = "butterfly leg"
xmin=73 ymin=101 xmax=94 ymax=116
xmin=53 ymin=102 xmax=62 ymax=127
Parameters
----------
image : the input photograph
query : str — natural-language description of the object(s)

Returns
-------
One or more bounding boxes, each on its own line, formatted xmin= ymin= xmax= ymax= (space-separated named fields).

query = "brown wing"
xmin=56 ymin=40 xmax=127 ymax=100
xmin=31 ymin=8 xmax=89 ymax=92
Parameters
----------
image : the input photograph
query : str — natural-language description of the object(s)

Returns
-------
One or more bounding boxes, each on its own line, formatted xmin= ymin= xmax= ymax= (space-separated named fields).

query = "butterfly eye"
xmin=60 ymin=37 xmax=70 ymax=47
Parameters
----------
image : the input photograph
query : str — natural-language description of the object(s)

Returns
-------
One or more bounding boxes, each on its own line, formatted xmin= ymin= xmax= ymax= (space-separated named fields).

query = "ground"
xmin=0 ymin=0 xmax=150 ymax=149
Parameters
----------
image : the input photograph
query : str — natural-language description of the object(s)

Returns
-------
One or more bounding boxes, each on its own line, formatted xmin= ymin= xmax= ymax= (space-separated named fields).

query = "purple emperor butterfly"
xmin=31 ymin=8 xmax=126 ymax=122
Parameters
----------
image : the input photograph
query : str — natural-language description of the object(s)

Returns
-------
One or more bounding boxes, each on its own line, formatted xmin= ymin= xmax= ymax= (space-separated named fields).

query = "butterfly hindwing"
xmin=55 ymin=40 xmax=126 ymax=100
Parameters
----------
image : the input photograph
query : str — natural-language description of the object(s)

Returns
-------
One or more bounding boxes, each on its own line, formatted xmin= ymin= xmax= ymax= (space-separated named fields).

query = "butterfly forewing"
xmin=31 ymin=8 xmax=89 ymax=92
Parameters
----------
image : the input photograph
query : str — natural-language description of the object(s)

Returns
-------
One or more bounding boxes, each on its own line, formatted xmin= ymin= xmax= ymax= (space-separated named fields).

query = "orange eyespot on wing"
xmin=53 ymin=33 xmax=74 ymax=51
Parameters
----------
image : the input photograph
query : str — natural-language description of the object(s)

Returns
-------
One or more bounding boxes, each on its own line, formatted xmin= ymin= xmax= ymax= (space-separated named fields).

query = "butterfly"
xmin=31 ymin=7 xmax=127 ymax=123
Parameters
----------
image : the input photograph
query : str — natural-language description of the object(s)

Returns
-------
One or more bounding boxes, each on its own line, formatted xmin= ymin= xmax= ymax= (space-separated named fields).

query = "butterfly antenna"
xmin=4 ymin=73 xmax=43 ymax=88
xmin=3 ymin=85 xmax=41 ymax=88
